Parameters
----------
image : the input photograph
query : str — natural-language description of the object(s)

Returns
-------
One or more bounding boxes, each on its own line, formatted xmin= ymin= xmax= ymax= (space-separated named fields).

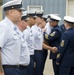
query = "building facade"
xmin=1 ymin=0 xmax=74 ymax=24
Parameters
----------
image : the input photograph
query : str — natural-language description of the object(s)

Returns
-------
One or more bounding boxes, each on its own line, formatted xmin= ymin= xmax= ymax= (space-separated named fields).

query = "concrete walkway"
xmin=44 ymin=51 xmax=54 ymax=75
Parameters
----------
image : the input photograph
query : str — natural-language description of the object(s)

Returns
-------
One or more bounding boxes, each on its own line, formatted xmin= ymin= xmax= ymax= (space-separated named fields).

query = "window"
xmin=27 ymin=5 xmax=43 ymax=11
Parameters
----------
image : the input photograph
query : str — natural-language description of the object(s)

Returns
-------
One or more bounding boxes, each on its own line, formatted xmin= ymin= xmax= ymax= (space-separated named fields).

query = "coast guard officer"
xmin=41 ymin=15 xmax=49 ymax=75
xmin=56 ymin=16 xmax=74 ymax=75
xmin=32 ymin=11 xmax=57 ymax=75
xmin=0 ymin=0 xmax=24 ymax=75
xmin=23 ymin=10 xmax=36 ymax=75
xmin=16 ymin=11 xmax=30 ymax=75
xmin=60 ymin=24 xmax=66 ymax=33
xmin=39 ymin=15 xmax=48 ymax=75
xmin=44 ymin=14 xmax=62 ymax=75
xmin=31 ymin=10 xmax=45 ymax=75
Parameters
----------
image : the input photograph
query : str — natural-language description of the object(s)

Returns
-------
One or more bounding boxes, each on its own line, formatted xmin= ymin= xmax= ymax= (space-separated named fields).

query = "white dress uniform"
xmin=23 ymin=26 xmax=34 ymax=55
xmin=15 ymin=27 xmax=30 ymax=66
xmin=31 ymin=25 xmax=43 ymax=50
xmin=0 ymin=17 xmax=21 ymax=65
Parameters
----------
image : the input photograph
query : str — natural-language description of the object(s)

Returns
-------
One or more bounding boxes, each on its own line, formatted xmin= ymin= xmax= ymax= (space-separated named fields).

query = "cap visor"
xmin=33 ymin=16 xmax=37 ymax=18
xmin=47 ymin=18 xmax=50 ymax=21
xmin=25 ymin=18 xmax=30 ymax=20
xmin=16 ymin=8 xmax=25 ymax=11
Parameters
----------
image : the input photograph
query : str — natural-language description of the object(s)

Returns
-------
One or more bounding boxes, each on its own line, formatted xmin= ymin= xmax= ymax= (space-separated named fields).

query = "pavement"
xmin=44 ymin=51 xmax=54 ymax=75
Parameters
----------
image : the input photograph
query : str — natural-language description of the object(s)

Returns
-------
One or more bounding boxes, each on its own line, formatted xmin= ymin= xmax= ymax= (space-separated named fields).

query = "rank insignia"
xmin=60 ymin=40 xmax=64 ymax=47
xmin=50 ymin=31 xmax=55 ymax=37
xmin=45 ymin=33 xmax=48 ymax=39
xmin=57 ymin=54 xmax=60 ymax=58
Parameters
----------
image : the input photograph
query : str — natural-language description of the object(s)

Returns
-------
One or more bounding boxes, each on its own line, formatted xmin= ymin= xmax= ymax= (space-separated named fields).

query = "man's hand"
xmin=56 ymin=62 xmax=59 ymax=65
xmin=51 ymin=47 xmax=58 ymax=53
xmin=42 ymin=28 xmax=47 ymax=32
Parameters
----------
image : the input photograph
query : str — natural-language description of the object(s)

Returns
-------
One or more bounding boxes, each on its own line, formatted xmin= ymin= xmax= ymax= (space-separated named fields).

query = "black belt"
xmin=30 ymin=55 xmax=34 ymax=59
xmin=3 ymin=65 xmax=27 ymax=68
xmin=19 ymin=65 xmax=27 ymax=68
xmin=3 ymin=65 xmax=20 ymax=68
xmin=35 ymin=50 xmax=42 ymax=52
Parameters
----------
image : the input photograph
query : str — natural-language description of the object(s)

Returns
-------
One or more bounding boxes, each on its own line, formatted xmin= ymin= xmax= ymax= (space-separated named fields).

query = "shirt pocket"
xmin=22 ymin=41 xmax=26 ymax=48
xmin=13 ymin=34 xmax=19 ymax=40
xmin=12 ymin=31 xmax=19 ymax=40
xmin=38 ymin=33 xmax=41 ymax=39
xmin=12 ymin=33 xmax=20 ymax=45
xmin=29 ymin=34 xmax=33 ymax=40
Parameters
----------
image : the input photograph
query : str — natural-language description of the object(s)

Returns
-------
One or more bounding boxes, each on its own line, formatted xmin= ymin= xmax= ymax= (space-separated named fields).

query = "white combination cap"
xmin=42 ymin=15 xmax=48 ymax=22
xmin=1 ymin=0 xmax=25 ymax=11
xmin=64 ymin=16 xmax=74 ymax=23
xmin=42 ymin=15 xmax=48 ymax=19
xmin=27 ymin=10 xmax=36 ymax=17
xmin=22 ymin=11 xmax=28 ymax=16
xmin=21 ymin=11 xmax=28 ymax=20
xmin=36 ymin=10 xmax=44 ymax=17
xmin=49 ymin=14 xmax=61 ymax=22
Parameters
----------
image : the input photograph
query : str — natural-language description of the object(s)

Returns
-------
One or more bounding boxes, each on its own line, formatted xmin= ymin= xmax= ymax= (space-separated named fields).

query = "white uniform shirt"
xmin=31 ymin=25 xmax=43 ymax=50
xmin=23 ymin=26 xmax=34 ymax=55
xmin=16 ymin=27 xmax=30 ymax=66
xmin=0 ymin=17 xmax=21 ymax=65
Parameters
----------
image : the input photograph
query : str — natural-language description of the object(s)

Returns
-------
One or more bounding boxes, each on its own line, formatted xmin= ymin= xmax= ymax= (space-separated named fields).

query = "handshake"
xmin=51 ymin=47 xmax=58 ymax=53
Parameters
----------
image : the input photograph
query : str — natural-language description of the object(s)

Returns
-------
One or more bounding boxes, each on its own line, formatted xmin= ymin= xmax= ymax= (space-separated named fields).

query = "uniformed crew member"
xmin=44 ymin=14 xmax=62 ymax=75
xmin=56 ymin=16 xmax=74 ymax=75
xmin=60 ymin=24 xmax=66 ymax=33
xmin=32 ymin=11 xmax=57 ymax=75
xmin=0 ymin=0 xmax=24 ymax=75
xmin=31 ymin=11 xmax=48 ymax=75
xmin=39 ymin=15 xmax=49 ymax=75
xmin=23 ymin=10 xmax=36 ymax=75
xmin=17 ymin=11 xmax=30 ymax=75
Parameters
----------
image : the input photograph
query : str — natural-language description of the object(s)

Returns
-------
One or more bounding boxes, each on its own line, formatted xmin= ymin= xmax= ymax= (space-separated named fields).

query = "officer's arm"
xmin=43 ymin=43 xmax=52 ymax=51
xmin=56 ymin=33 xmax=69 ymax=64
xmin=44 ymin=30 xmax=61 ymax=42
xmin=42 ymin=43 xmax=58 ymax=53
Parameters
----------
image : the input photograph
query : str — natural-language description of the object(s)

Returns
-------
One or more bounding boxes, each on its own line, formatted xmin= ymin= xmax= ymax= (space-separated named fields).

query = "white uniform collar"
xmin=34 ymin=24 xmax=42 ymax=32
xmin=39 ymin=27 xmax=42 ymax=32
xmin=34 ymin=24 xmax=40 ymax=31
xmin=16 ymin=26 xmax=24 ymax=38
xmin=27 ymin=26 xmax=32 ymax=32
xmin=5 ymin=17 xmax=16 ymax=30
xmin=27 ymin=26 xmax=31 ymax=30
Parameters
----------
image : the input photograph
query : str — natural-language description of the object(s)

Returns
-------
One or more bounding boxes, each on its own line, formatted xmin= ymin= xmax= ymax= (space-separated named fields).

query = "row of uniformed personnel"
xmin=0 ymin=0 xmax=57 ymax=75
xmin=1 ymin=0 xmax=74 ymax=75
